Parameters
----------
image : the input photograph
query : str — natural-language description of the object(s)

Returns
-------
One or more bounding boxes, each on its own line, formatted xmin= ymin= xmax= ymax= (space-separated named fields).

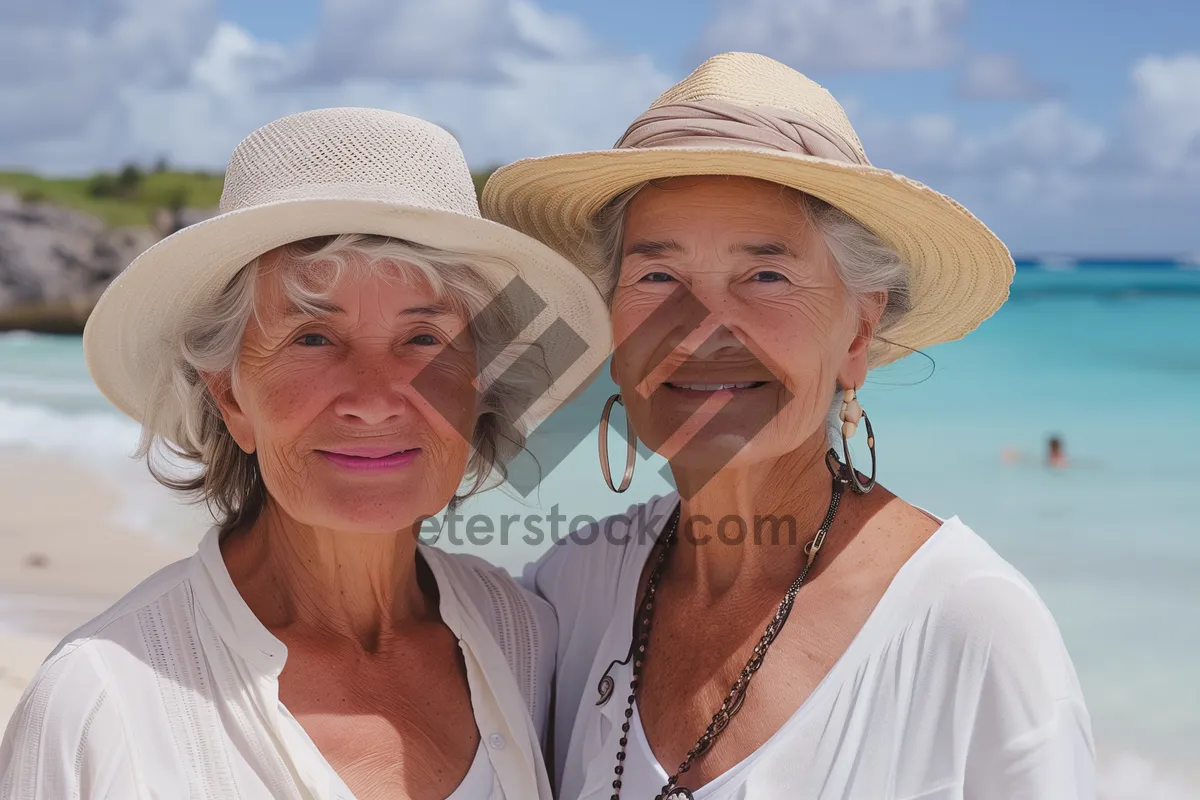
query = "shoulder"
xmin=36 ymin=557 xmax=198 ymax=687
xmin=916 ymin=520 xmax=1064 ymax=642
xmin=11 ymin=555 xmax=196 ymax=717
xmin=0 ymin=636 xmax=126 ymax=797
xmin=0 ymin=558 xmax=195 ymax=796
xmin=52 ymin=557 xmax=195 ymax=653
xmin=906 ymin=521 xmax=1097 ymax=793
xmin=898 ymin=518 xmax=1085 ymax=704
xmin=524 ymin=493 xmax=677 ymax=618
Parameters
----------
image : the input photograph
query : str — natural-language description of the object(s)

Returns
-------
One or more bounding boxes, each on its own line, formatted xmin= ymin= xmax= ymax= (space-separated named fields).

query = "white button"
xmin=488 ymin=733 xmax=506 ymax=750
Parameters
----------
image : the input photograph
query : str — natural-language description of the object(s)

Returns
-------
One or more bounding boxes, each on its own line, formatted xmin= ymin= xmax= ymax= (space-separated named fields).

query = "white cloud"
xmin=860 ymin=101 xmax=1105 ymax=178
xmin=509 ymin=0 xmax=598 ymax=58
xmin=294 ymin=0 xmax=541 ymax=85
xmin=1 ymin=0 xmax=1196 ymax=255
xmin=853 ymin=67 xmax=1200 ymax=253
xmin=0 ymin=0 xmax=216 ymax=144
xmin=0 ymin=1 xmax=671 ymax=174
xmin=695 ymin=0 xmax=966 ymax=71
xmin=974 ymin=102 xmax=1107 ymax=168
xmin=1129 ymin=53 xmax=1200 ymax=175
xmin=957 ymin=53 xmax=1051 ymax=100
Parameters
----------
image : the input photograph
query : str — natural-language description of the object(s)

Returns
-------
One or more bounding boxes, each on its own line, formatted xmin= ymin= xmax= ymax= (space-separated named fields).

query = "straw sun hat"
xmin=483 ymin=52 xmax=1015 ymax=367
xmin=84 ymin=108 xmax=611 ymax=432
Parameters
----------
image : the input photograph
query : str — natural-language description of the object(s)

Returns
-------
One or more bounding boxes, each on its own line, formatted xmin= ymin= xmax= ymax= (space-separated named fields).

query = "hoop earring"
xmin=839 ymin=388 xmax=877 ymax=494
xmin=599 ymin=393 xmax=636 ymax=493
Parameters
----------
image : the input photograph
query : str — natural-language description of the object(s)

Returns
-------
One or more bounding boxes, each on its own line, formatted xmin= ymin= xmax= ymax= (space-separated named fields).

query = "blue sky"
xmin=217 ymin=0 xmax=1198 ymax=127
xmin=3 ymin=0 xmax=1199 ymax=254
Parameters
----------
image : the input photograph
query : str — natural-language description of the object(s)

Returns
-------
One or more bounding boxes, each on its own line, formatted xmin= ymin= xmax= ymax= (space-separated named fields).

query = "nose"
xmin=331 ymin=352 xmax=411 ymax=427
xmin=677 ymin=286 xmax=748 ymax=361
xmin=685 ymin=319 xmax=746 ymax=360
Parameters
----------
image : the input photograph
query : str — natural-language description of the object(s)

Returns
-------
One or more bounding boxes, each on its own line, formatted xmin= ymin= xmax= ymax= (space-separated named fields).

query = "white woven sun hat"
xmin=483 ymin=52 xmax=1015 ymax=367
xmin=83 ymin=107 xmax=611 ymax=432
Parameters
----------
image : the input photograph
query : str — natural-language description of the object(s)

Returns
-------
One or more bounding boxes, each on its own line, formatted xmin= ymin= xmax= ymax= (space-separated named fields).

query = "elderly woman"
xmin=486 ymin=53 xmax=1094 ymax=799
xmin=0 ymin=109 xmax=609 ymax=799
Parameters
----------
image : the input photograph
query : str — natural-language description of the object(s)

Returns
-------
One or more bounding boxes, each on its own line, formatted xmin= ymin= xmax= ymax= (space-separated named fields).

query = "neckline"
xmin=193 ymin=526 xmax=288 ymax=674
xmin=191 ymin=529 xmax=471 ymax=677
xmin=446 ymin=742 xmax=494 ymax=800
xmin=192 ymin=529 xmax=494 ymax=798
xmin=327 ymin=739 xmax=492 ymax=800
xmin=607 ymin=499 xmax=962 ymax=795
xmin=628 ymin=699 xmax=749 ymax=799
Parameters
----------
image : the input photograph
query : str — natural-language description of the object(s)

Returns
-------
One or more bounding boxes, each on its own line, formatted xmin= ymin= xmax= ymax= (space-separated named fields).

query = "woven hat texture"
xmin=84 ymin=107 xmax=611 ymax=435
xmin=483 ymin=52 xmax=1014 ymax=367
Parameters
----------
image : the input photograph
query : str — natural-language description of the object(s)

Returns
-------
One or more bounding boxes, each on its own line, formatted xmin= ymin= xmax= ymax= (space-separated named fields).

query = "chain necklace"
xmin=603 ymin=450 xmax=849 ymax=800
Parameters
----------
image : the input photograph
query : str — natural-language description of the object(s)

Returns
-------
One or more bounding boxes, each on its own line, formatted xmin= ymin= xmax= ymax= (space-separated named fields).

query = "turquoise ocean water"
xmin=2 ymin=266 xmax=1198 ymax=795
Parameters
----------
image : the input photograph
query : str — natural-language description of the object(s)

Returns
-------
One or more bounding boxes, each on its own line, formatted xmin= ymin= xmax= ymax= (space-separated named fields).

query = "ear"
xmin=200 ymin=371 xmax=256 ymax=454
xmin=838 ymin=291 xmax=888 ymax=391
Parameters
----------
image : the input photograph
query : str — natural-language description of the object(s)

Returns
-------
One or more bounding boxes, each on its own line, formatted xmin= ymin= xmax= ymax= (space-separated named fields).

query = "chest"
xmin=583 ymin=610 xmax=974 ymax=800
xmin=277 ymin=631 xmax=481 ymax=800
xmin=635 ymin=590 xmax=849 ymax=783
xmin=628 ymin=545 xmax=905 ymax=792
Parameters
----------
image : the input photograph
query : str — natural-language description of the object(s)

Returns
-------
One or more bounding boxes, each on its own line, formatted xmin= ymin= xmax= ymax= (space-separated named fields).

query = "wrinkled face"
xmin=213 ymin=252 xmax=478 ymax=534
xmin=609 ymin=176 xmax=875 ymax=477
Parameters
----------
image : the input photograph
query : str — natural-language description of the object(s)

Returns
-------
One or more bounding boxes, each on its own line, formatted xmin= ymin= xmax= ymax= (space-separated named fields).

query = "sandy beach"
xmin=0 ymin=451 xmax=202 ymax=726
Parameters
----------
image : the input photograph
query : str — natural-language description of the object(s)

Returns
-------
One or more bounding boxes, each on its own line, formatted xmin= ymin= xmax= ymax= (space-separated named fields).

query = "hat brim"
xmin=482 ymin=146 xmax=1014 ymax=367
xmin=83 ymin=197 xmax=612 ymax=433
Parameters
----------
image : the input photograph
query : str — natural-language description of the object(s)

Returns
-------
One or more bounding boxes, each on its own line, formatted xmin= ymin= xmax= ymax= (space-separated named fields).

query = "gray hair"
xmin=137 ymin=234 xmax=541 ymax=531
xmin=589 ymin=180 xmax=912 ymax=443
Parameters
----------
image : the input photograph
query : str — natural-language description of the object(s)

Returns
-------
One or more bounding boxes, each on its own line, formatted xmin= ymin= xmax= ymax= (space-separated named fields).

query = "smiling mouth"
xmin=317 ymin=448 xmax=421 ymax=471
xmin=663 ymin=381 xmax=768 ymax=391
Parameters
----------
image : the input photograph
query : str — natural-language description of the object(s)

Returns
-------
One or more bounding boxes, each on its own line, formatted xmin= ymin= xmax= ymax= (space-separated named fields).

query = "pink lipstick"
xmin=317 ymin=447 xmax=420 ymax=472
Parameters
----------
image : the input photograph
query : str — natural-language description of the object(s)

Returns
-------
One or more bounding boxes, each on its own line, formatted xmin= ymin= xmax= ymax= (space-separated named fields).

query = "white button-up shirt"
xmin=0 ymin=528 xmax=555 ymax=799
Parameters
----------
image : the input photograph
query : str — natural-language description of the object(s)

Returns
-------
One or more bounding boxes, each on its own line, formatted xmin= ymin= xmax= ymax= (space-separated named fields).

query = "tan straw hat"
xmin=84 ymin=107 xmax=611 ymax=432
xmin=483 ymin=52 xmax=1014 ymax=366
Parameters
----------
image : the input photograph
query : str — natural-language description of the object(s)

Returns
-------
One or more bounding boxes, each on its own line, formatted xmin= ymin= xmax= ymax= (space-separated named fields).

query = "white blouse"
xmin=526 ymin=493 xmax=1096 ymax=800
xmin=0 ymin=528 xmax=556 ymax=800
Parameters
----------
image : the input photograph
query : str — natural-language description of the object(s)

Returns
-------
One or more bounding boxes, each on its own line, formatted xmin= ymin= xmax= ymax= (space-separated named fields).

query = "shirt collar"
xmin=189 ymin=526 xmax=288 ymax=675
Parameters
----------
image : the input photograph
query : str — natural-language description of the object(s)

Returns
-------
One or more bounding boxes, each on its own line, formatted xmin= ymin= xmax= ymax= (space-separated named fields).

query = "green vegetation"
xmin=0 ymin=164 xmax=499 ymax=228
xmin=0 ymin=164 xmax=225 ymax=227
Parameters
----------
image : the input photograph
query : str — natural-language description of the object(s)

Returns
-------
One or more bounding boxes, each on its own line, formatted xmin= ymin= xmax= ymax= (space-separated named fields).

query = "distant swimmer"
xmin=1002 ymin=435 xmax=1091 ymax=469
xmin=1046 ymin=435 xmax=1069 ymax=469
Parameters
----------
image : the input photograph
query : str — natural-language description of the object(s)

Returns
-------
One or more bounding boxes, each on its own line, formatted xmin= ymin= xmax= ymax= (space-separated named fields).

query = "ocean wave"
xmin=0 ymin=398 xmax=140 ymax=461
xmin=0 ymin=330 xmax=38 ymax=344
xmin=0 ymin=373 xmax=108 ymax=399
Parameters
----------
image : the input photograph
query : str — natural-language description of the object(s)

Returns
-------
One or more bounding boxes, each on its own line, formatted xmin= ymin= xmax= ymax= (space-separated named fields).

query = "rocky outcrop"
xmin=0 ymin=192 xmax=218 ymax=331
xmin=0 ymin=191 xmax=161 ymax=313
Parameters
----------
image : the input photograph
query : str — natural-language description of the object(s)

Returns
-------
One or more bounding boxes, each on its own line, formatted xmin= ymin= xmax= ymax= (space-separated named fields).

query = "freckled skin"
xmin=219 ymin=254 xmax=478 ymax=534
xmin=607 ymin=177 xmax=944 ymax=793
xmin=207 ymin=252 xmax=485 ymax=800
xmin=611 ymin=175 xmax=868 ymax=476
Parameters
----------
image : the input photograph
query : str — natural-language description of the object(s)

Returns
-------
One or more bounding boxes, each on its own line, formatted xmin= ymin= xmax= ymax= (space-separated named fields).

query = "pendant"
xmin=664 ymin=789 xmax=695 ymax=800
xmin=596 ymin=674 xmax=614 ymax=706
